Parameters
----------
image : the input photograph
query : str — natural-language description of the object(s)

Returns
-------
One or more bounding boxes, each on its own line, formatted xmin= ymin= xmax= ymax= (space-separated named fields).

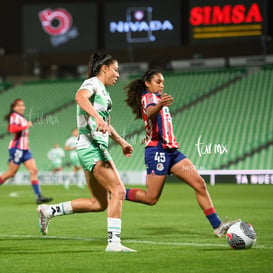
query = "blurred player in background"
xmin=124 ymin=69 xmax=240 ymax=238
xmin=47 ymin=143 xmax=65 ymax=172
xmin=0 ymin=98 xmax=53 ymax=204
xmin=37 ymin=52 xmax=136 ymax=252
xmin=64 ymin=128 xmax=84 ymax=189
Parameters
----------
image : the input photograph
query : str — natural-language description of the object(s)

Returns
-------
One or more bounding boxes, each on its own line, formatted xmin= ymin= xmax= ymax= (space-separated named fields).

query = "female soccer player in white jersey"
xmin=37 ymin=52 xmax=136 ymax=252
xmin=64 ymin=128 xmax=84 ymax=189
xmin=124 ymin=70 xmax=240 ymax=238
xmin=47 ymin=143 xmax=65 ymax=172
xmin=64 ymin=128 xmax=81 ymax=173
xmin=0 ymin=98 xmax=53 ymax=204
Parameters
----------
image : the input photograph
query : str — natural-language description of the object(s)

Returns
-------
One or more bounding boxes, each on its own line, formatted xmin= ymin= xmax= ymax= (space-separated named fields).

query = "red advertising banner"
xmin=189 ymin=0 xmax=267 ymax=43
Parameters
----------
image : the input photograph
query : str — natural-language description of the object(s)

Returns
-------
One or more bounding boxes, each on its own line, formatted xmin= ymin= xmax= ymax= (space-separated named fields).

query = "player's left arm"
xmin=109 ymin=124 xmax=133 ymax=157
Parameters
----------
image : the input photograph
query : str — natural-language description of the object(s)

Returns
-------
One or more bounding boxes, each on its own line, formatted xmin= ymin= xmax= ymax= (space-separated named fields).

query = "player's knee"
xmin=110 ymin=187 xmax=126 ymax=203
xmin=29 ymin=167 xmax=38 ymax=176
xmin=196 ymin=177 xmax=207 ymax=193
xmin=120 ymin=188 xmax=126 ymax=200
xmin=146 ymin=196 xmax=159 ymax=206
xmin=117 ymin=187 xmax=126 ymax=201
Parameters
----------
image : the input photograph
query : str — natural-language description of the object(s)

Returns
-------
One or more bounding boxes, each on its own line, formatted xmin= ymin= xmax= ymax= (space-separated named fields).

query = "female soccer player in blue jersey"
xmin=0 ymin=98 xmax=53 ymax=204
xmin=37 ymin=52 xmax=136 ymax=252
xmin=124 ymin=69 xmax=240 ymax=237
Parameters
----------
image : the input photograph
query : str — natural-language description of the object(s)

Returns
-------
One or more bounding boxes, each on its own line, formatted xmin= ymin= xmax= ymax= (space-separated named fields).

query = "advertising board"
xmin=23 ymin=3 xmax=97 ymax=52
xmin=104 ymin=0 xmax=181 ymax=50
xmin=189 ymin=0 xmax=267 ymax=44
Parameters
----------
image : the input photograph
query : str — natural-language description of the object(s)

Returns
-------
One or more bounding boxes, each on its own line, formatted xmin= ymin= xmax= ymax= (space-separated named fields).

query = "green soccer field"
xmin=0 ymin=183 xmax=272 ymax=273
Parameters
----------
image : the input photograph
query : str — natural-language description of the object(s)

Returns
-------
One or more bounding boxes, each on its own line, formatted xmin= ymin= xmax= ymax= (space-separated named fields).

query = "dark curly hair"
xmin=124 ymin=70 xmax=160 ymax=120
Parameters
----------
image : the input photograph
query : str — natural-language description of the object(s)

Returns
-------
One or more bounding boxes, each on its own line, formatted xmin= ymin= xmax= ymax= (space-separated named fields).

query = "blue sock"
xmin=204 ymin=208 xmax=221 ymax=229
xmin=31 ymin=180 xmax=41 ymax=198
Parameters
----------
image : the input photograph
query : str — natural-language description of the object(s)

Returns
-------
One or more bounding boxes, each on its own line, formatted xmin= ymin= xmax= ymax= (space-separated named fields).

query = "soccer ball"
xmin=226 ymin=221 xmax=256 ymax=250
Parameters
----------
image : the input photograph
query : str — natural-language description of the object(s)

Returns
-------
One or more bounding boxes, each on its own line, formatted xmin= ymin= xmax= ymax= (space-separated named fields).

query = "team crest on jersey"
xmin=156 ymin=163 xmax=164 ymax=171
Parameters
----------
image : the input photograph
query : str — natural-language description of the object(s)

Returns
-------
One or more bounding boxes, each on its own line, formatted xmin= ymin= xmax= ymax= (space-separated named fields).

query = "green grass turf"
xmin=0 ymin=183 xmax=272 ymax=273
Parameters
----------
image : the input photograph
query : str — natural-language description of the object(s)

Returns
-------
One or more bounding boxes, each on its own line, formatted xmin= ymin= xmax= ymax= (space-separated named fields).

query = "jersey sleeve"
xmin=142 ymin=93 xmax=157 ymax=111
xmin=78 ymin=78 xmax=97 ymax=96
xmin=8 ymin=113 xmax=27 ymax=133
xmin=10 ymin=112 xmax=19 ymax=125
xmin=8 ymin=124 xmax=28 ymax=133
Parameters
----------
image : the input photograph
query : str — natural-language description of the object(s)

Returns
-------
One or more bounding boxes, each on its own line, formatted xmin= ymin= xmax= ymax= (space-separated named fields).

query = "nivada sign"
xmin=104 ymin=0 xmax=180 ymax=50
xmin=109 ymin=7 xmax=174 ymax=43
xmin=189 ymin=0 xmax=266 ymax=42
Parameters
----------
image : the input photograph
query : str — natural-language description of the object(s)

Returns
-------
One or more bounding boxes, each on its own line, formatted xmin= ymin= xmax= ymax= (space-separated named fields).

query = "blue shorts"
xmin=9 ymin=148 xmax=33 ymax=165
xmin=145 ymin=146 xmax=186 ymax=175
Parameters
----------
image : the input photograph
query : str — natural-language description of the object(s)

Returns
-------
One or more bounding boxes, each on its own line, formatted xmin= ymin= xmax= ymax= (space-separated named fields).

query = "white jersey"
xmin=47 ymin=147 xmax=65 ymax=164
xmin=76 ymin=77 xmax=112 ymax=149
xmin=65 ymin=136 xmax=78 ymax=159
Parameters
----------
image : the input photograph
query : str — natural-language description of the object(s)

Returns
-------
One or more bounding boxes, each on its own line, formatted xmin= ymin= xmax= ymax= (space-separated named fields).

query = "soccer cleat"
xmin=105 ymin=243 xmax=137 ymax=252
xmin=37 ymin=205 xmax=52 ymax=235
xmin=214 ymin=217 xmax=241 ymax=238
xmin=36 ymin=195 xmax=53 ymax=204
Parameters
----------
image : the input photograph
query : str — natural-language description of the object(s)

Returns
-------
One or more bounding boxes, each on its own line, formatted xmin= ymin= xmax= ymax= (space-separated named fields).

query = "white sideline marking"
xmin=0 ymin=234 xmax=271 ymax=249
xmin=126 ymin=239 xmax=229 ymax=248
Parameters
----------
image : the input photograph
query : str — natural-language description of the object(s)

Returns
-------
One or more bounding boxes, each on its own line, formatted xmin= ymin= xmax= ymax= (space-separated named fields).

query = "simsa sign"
xmin=104 ymin=0 xmax=181 ymax=50
xmin=189 ymin=0 xmax=267 ymax=43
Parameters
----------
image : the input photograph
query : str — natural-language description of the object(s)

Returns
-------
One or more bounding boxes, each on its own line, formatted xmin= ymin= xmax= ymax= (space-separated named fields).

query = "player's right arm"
xmin=75 ymin=89 xmax=109 ymax=134
xmin=146 ymin=93 xmax=174 ymax=120
xmin=8 ymin=115 xmax=32 ymax=133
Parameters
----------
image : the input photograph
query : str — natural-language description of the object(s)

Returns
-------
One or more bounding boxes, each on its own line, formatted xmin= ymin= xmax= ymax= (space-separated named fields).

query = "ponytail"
xmin=124 ymin=79 xmax=145 ymax=120
xmin=87 ymin=52 xmax=115 ymax=78
xmin=4 ymin=98 xmax=23 ymax=123
xmin=124 ymin=69 xmax=161 ymax=120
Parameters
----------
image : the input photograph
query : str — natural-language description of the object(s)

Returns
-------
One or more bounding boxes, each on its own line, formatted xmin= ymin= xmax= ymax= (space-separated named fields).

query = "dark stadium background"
xmin=0 ymin=0 xmax=272 ymax=77
xmin=0 ymin=0 xmax=272 ymax=181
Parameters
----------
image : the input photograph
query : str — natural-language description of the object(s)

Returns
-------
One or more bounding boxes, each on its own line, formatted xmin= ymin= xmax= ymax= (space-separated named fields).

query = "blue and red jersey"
xmin=141 ymin=91 xmax=179 ymax=149
xmin=8 ymin=112 xmax=29 ymax=150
